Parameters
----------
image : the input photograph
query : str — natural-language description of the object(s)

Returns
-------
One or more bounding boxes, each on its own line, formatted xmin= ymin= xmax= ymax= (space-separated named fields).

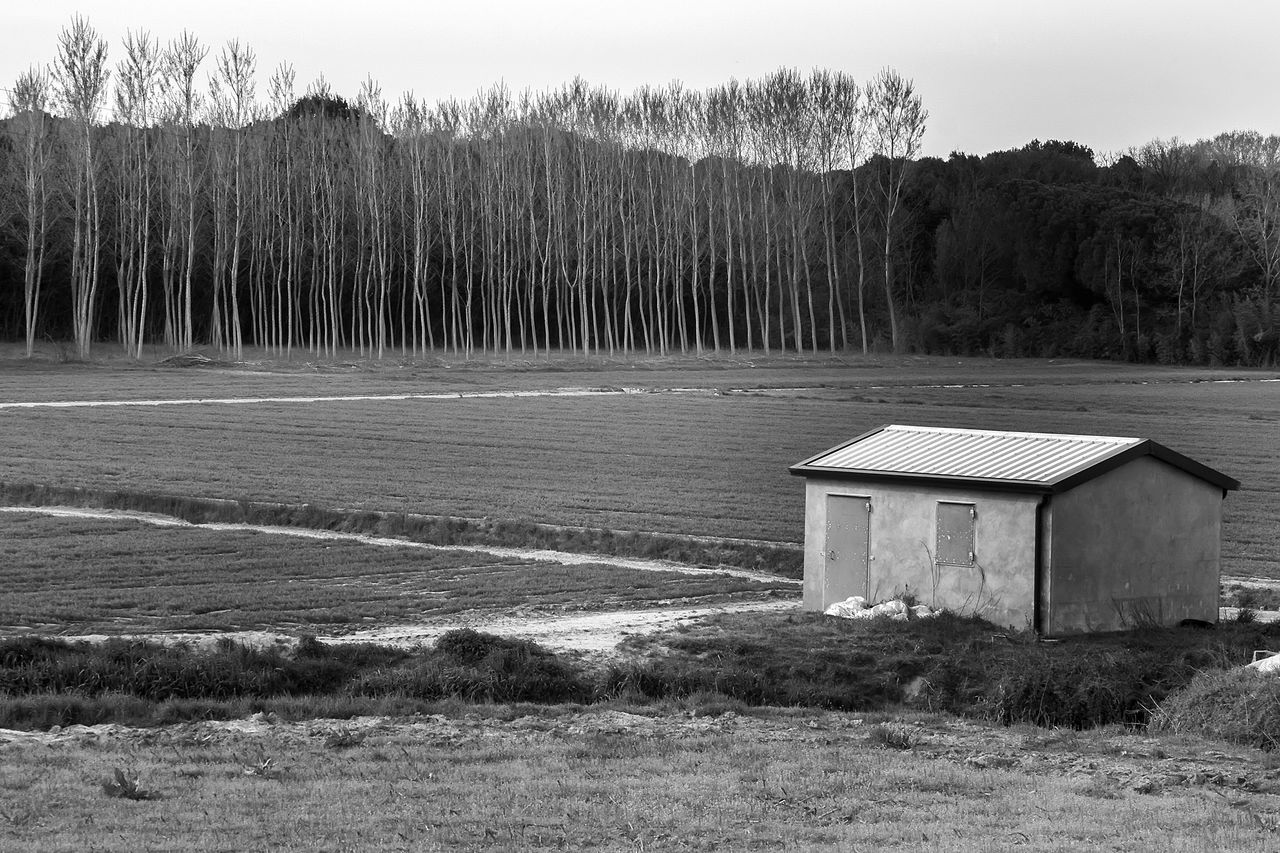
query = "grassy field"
xmin=2 ymin=351 xmax=1279 ymax=851
xmin=1 ymin=706 xmax=1277 ymax=852
xmin=0 ymin=355 xmax=1276 ymax=575
xmin=0 ymin=513 xmax=789 ymax=636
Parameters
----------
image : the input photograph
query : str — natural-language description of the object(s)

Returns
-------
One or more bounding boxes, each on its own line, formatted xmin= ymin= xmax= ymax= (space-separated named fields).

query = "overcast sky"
xmin=3 ymin=0 xmax=1277 ymax=159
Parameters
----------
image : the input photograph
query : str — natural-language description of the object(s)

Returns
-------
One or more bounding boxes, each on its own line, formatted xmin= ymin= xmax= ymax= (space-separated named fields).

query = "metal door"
xmin=824 ymin=495 xmax=871 ymax=604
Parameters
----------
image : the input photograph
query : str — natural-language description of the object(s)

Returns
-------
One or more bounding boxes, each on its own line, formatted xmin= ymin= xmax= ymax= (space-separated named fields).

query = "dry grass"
xmin=1 ymin=708 xmax=1277 ymax=852
xmin=1151 ymin=667 xmax=1280 ymax=750
xmin=0 ymin=513 xmax=789 ymax=635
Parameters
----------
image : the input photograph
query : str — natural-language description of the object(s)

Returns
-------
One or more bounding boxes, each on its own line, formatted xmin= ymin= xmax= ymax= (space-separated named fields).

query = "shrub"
xmin=1149 ymin=667 xmax=1280 ymax=750
xmin=0 ymin=692 xmax=154 ymax=729
xmin=0 ymin=637 xmax=369 ymax=701
xmin=432 ymin=629 xmax=590 ymax=703
xmin=980 ymin=651 xmax=1142 ymax=729
xmin=0 ymin=636 xmax=74 ymax=668
xmin=347 ymin=631 xmax=590 ymax=704
xmin=868 ymin=722 xmax=917 ymax=749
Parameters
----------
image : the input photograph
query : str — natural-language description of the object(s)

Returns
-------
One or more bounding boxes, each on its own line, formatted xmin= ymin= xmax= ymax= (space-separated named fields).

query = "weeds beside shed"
xmin=790 ymin=425 xmax=1240 ymax=635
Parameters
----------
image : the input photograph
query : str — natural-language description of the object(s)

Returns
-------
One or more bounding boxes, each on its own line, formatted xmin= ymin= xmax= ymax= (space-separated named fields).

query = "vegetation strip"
xmin=0 ymin=481 xmax=805 ymax=577
xmin=4 ymin=613 xmax=1280 ymax=742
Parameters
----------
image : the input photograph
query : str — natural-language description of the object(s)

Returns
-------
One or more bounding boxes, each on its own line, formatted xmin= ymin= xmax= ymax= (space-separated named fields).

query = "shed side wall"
xmin=803 ymin=478 xmax=1039 ymax=629
xmin=1047 ymin=456 xmax=1222 ymax=634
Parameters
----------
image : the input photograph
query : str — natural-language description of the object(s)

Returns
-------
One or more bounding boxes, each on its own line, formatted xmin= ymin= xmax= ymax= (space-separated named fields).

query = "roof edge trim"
xmin=788 ymin=465 xmax=1054 ymax=494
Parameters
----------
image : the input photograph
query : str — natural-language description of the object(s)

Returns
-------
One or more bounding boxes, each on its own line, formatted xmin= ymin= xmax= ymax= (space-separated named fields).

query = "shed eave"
xmin=787 ymin=465 xmax=1053 ymax=494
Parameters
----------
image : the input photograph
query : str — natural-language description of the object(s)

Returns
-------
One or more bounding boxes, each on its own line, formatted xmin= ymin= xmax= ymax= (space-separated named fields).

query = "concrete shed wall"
xmin=802 ymin=478 xmax=1040 ymax=629
xmin=1045 ymin=456 xmax=1222 ymax=634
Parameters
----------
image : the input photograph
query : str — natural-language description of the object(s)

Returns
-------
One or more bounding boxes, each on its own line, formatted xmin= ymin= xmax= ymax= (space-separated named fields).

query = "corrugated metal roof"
xmin=795 ymin=425 xmax=1144 ymax=487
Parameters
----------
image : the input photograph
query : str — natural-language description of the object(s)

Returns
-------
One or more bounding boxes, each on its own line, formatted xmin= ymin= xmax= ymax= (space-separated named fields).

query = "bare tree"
xmin=52 ymin=15 xmax=110 ymax=359
xmin=207 ymin=39 xmax=257 ymax=358
xmin=6 ymin=67 xmax=55 ymax=358
xmin=161 ymin=31 xmax=206 ymax=351
xmin=112 ymin=29 xmax=161 ymax=358
xmin=866 ymin=68 xmax=927 ymax=353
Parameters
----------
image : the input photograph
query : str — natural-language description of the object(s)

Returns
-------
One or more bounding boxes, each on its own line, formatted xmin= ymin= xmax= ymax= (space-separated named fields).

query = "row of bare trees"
xmin=1 ymin=17 xmax=927 ymax=359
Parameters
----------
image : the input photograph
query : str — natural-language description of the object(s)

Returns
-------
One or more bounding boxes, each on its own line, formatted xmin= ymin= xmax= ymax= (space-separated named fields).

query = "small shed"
xmin=789 ymin=425 xmax=1240 ymax=635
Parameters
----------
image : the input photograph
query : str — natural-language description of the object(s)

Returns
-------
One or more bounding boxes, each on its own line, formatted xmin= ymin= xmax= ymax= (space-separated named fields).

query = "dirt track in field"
xmin=3 ymin=372 xmax=1279 ymax=410
xmin=0 ymin=505 xmax=801 ymax=653
xmin=0 ymin=386 xmax=659 ymax=409
xmin=326 ymin=599 xmax=799 ymax=652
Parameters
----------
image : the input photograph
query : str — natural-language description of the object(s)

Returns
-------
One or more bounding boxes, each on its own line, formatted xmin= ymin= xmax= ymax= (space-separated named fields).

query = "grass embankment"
xmin=6 ymin=615 xmax=1279 ymax=742
xmin=0 ymin=484 xmax=803 ymax=583
xmin=619 ymin=612 xmax=1280 ymax=732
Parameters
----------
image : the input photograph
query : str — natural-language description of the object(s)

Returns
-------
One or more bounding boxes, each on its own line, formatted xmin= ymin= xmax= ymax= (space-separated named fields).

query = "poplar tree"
xmin=866 ymin=68 xmax=927 ymax=353
xmin=52 ymin=15 xmax=110 ymax=359
xmin=6 ymin=67 xmax=54 ymax=358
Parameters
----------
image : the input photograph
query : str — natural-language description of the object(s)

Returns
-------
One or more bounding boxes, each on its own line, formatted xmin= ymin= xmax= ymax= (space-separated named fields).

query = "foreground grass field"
xmin=0 ymin=355 xmax=1277 ymax=576
xmin=2 ymin=707 xmax=1277 ymax=852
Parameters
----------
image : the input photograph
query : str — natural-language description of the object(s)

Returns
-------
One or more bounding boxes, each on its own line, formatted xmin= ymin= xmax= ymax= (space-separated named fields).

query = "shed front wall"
xmin=803 ymin=478 xmax=1039 ymax=629
xmin=1046 ymin=456 xmax=1222 ymax=634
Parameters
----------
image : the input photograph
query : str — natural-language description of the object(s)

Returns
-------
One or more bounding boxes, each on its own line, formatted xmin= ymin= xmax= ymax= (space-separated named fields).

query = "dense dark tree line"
xmin=901 ymin=136 xmax=1279 ymax=364
xmin=0 ymin=17 xmax=1277 ymax=364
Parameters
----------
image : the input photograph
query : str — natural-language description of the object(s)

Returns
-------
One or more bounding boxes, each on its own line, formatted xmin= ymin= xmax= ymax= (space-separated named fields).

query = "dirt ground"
xmin=2 ymin=706 xmax=1277 ymax=804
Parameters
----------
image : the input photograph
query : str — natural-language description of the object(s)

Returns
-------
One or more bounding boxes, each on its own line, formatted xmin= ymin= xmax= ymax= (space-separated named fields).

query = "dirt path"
xmin=5 ymin=373 xmax=1280 ymax=410
xmin=2 ymin=706 xmax=1276 ymax=807
xmin=0 ymin=386 xmax=663 ymax=409
xmin=46 ymin=598 xmax=799 ymax=656
xmin=327 ymin=599 xmax=798 ymax=652
xmin=42 ymin=598 xmax=799 ymax=656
